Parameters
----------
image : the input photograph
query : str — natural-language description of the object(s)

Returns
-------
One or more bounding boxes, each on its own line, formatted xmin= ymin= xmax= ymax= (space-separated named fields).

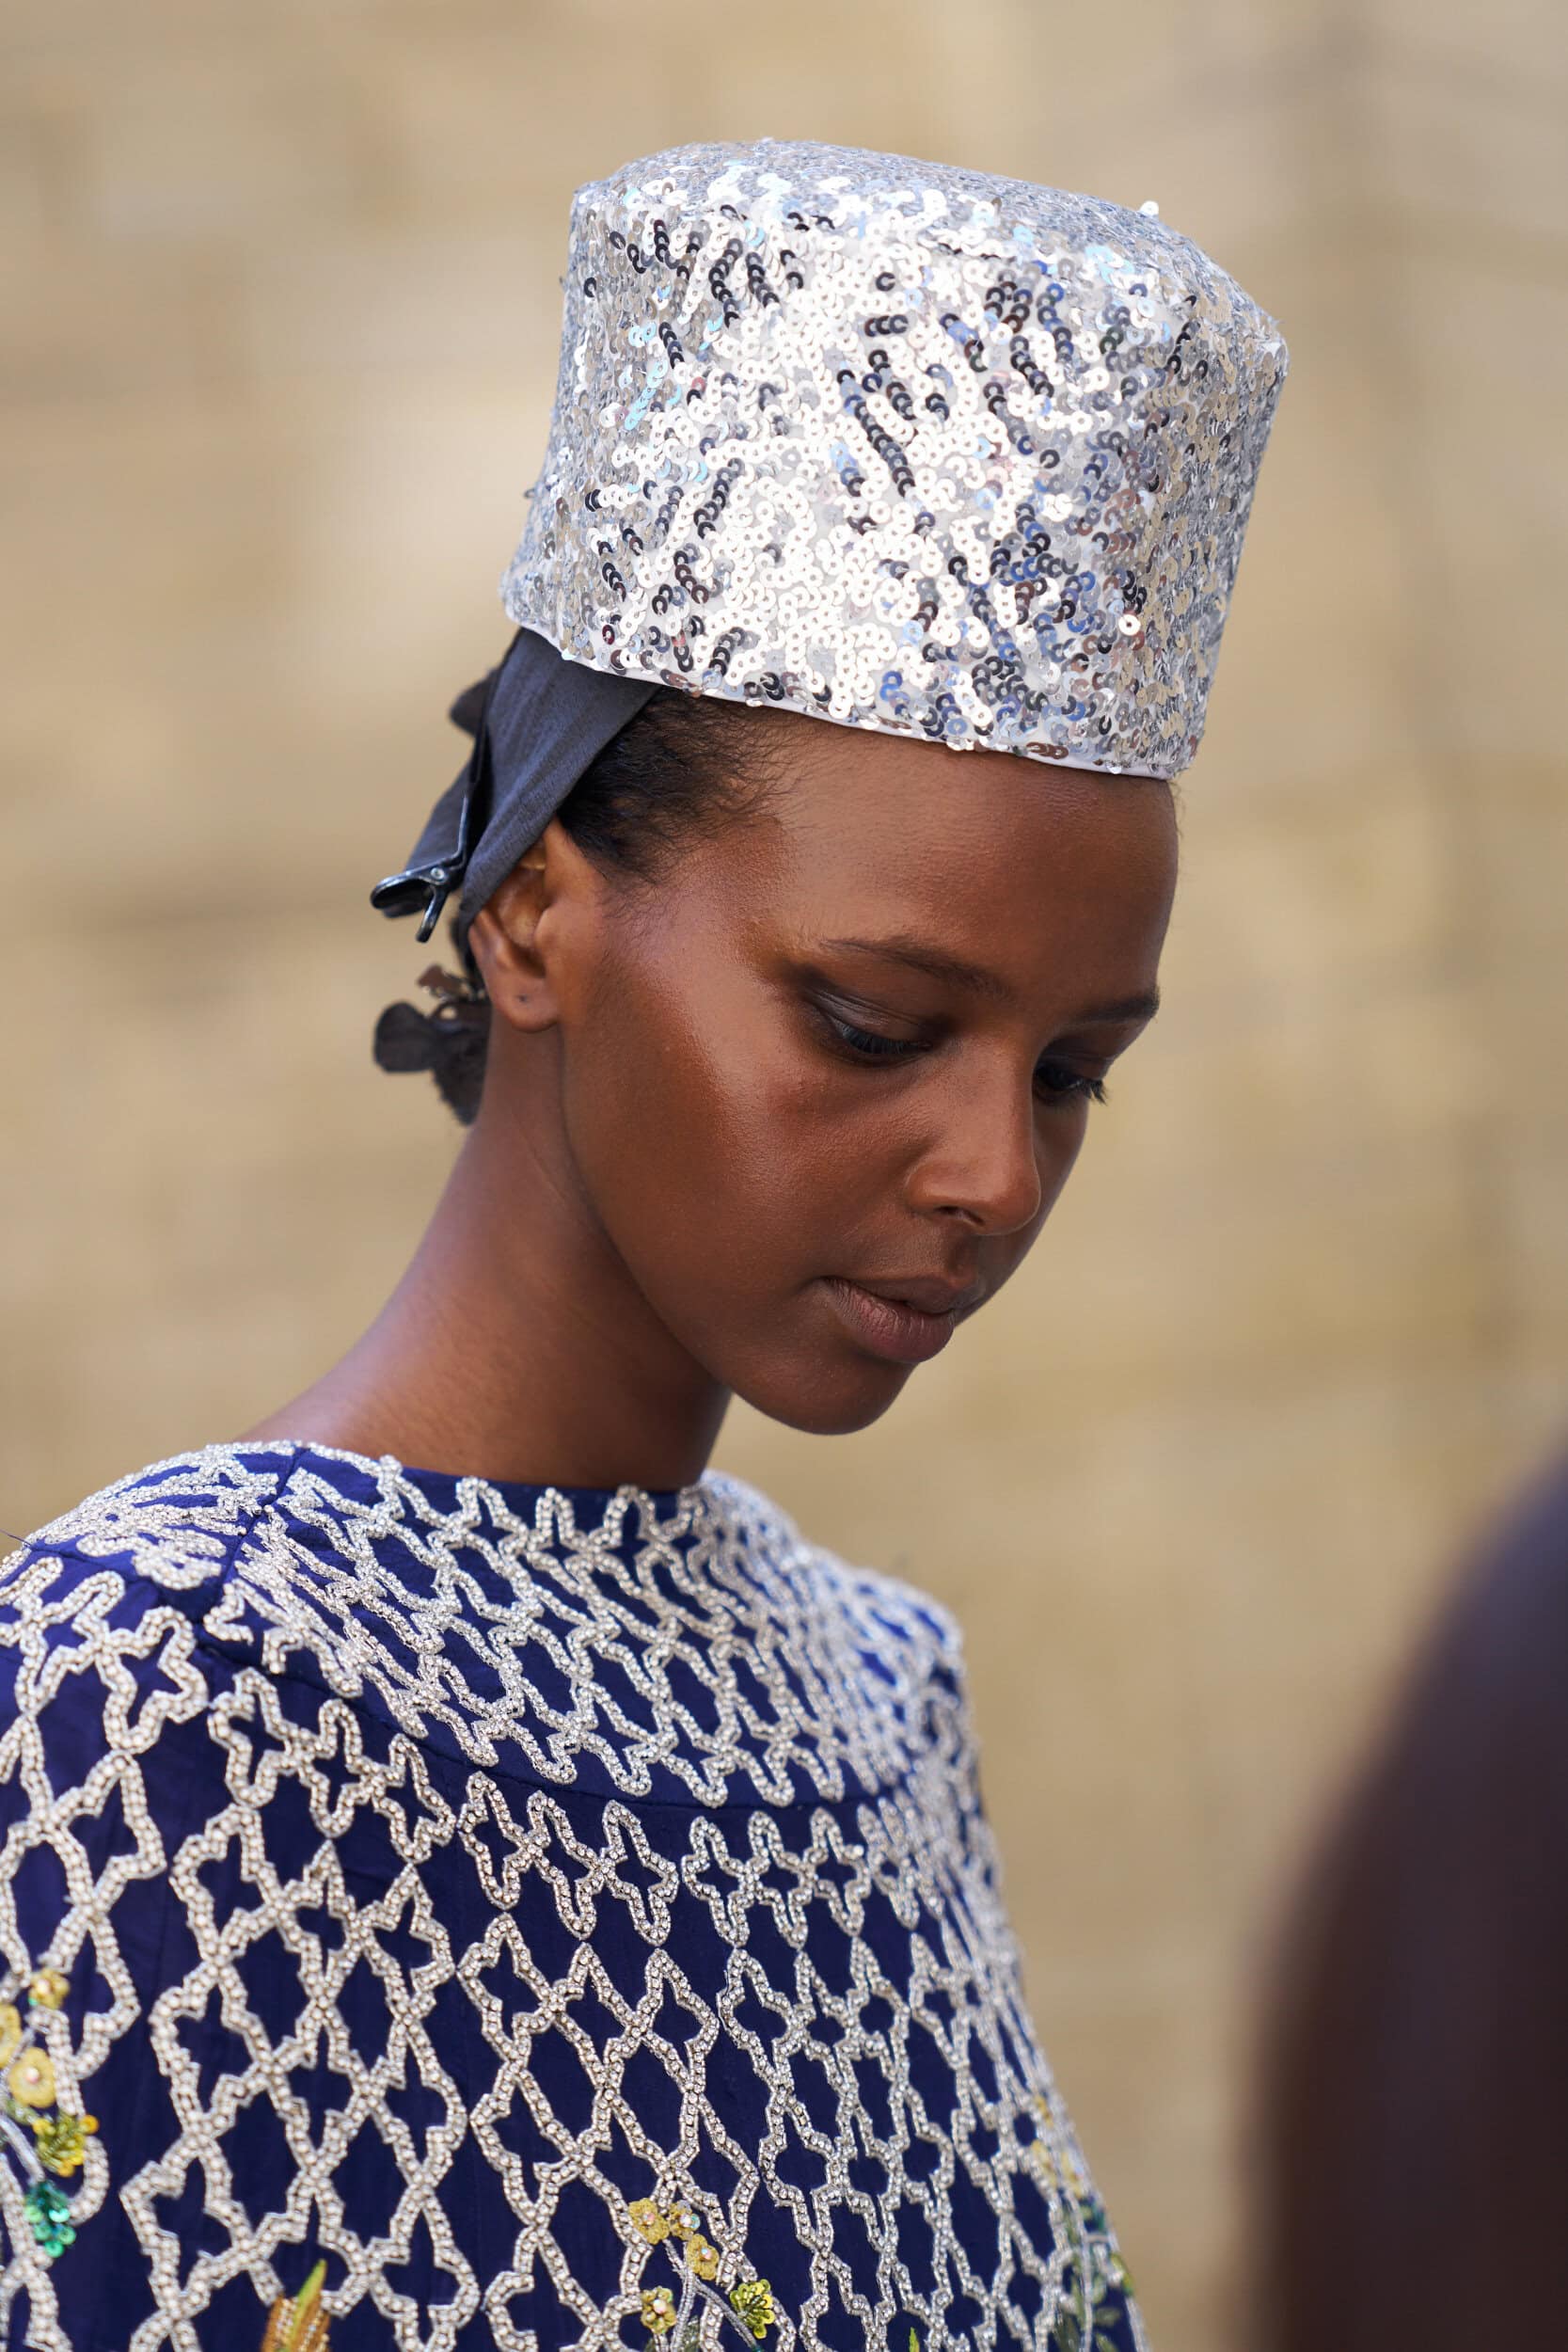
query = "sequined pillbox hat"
xmin=502 ymin=137 xmax=1287 ymax=782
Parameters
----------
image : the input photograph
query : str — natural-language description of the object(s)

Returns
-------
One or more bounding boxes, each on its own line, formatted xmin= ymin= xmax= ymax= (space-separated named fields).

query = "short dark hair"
xmin=372 ymin=688 xmax=775 ymax=1124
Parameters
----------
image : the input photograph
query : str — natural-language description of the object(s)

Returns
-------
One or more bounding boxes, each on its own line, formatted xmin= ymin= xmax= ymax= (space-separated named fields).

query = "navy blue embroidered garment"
xmin=0 ymin=1443 xmax=1141 ymax=2351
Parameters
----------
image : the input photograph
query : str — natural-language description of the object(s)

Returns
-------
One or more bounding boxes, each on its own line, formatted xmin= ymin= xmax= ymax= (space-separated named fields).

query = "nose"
xmin=904 ymin=1057 xmax=1049 ymax=1236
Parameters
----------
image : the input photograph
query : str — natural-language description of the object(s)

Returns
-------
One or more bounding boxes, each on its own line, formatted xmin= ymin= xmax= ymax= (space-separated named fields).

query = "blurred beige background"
xmin=3 ymin=1 xmax=1566 ymax=2344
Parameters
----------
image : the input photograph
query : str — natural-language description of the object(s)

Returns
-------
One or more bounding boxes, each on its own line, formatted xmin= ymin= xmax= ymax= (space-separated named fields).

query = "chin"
xmin=733 ymin=1359 xmax=911 ymax=1438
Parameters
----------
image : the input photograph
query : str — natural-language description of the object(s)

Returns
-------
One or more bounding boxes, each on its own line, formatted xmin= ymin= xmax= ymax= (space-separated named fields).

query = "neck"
xmin=242 ymin=1067 xmax=730 ymax=1491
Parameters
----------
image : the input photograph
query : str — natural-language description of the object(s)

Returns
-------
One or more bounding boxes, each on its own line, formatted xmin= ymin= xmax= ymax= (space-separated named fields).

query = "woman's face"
xmin=491 ymin=710 xmax=1177 ymax=1437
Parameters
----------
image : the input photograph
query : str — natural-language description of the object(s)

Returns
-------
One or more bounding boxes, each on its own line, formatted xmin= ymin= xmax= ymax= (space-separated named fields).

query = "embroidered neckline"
xmin=23 ymin=1443 xmax=968 ymax=1811
xmin=229 ymin=1436 xmax=705 ymax=1527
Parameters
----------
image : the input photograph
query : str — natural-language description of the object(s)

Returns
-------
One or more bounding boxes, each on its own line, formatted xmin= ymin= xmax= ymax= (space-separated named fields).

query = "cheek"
xmin=1041 ymin=1118 xmax=1089 ymax=1210
xmin=559 ymin=969 xmax=838 ymax=1301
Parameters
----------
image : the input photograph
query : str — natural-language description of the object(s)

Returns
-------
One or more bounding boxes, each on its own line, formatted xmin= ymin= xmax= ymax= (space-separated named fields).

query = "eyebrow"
xmin=820 ymin=935 xmax=1161 ymax=1026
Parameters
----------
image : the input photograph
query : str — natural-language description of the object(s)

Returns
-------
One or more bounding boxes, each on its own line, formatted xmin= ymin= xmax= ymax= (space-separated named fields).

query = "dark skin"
xmin=246 ymin=710 xmax=1177 ymax=1489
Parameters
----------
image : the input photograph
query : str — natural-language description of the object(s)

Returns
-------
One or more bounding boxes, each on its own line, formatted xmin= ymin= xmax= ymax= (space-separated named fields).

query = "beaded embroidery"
xmin=0 ymin=1442 xmax=1145 ymax=2350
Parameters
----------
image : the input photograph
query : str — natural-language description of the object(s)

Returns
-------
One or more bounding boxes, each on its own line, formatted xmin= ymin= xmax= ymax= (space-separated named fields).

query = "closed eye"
xmin=820 ymin=1012 xmax=924 ymax=1062
xmin=819 ymin=1012 xmax=1107 ymax=1105
xmin=1036 ymin=1061 xmax=1108 ymax=1105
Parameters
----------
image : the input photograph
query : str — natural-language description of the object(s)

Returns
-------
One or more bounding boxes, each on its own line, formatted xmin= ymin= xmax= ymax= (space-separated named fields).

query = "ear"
xmin=466 ymin=819 xmax=601 ymax=1037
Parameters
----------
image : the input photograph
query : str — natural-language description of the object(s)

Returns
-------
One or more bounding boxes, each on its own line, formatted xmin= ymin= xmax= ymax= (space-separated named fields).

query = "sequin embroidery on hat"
xmin=505 ymin=139 xmax=1286 ymax=781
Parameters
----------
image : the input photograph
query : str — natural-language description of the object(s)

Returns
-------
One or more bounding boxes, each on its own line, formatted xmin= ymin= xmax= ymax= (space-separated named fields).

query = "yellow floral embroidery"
xmin=1029 ymin=2091 xmax=1089 ymax=2199
xmin=8 ymin=2048 xmax=56 ymax=2108
xmin=626 ymin=2186 xmax=780 ymax=2348
xmin=641 ymin=2286 xmax=678 ymax=2334
xmin=0 ymin=1963 xmax=103 ymax=2265
xmin=630 ymin=2198 xmax=672 ymax=2245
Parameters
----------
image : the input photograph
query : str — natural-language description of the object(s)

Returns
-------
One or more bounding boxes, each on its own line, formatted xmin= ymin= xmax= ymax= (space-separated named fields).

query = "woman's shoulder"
xmin=3 ymin=1443 xmax=287 ymax=1623
xmin=702 ymin=1468 xmax=967 ymax=1673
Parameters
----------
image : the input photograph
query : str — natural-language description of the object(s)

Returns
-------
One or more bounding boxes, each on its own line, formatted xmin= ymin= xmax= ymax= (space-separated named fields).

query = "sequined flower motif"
xmin=32 ymin=2111 xmax=98 ymax=2177
xmin=727 ymin=2279 xmax=774 ymax=2340
xmin=629 ymin=2198 xmax=672 ymax=2246
xmin=641 ymin=2287 xmax=678 ymax=2334
xmin=0 ymin=1963 xmax=103 ymax=2269
xmin=8 ymin=2048 xmax=56 ymax=2109
xmin=625 ymin=2177 xmax=789 ymax=2351
xmin=24 ymin=2179 xmax=75 ymax=2259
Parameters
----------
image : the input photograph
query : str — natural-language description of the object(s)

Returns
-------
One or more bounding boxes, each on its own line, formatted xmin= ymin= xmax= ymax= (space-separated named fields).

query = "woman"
xmin=0 ymin=141 xmax=1284 ymax=2350
xmin=1255 ymin=1452 xmax=1568 ymax=2352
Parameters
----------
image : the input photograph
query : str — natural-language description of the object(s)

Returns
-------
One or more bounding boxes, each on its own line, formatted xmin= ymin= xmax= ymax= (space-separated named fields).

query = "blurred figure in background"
xmin=1255 ymin=1449 xmax=1568 ymax=2351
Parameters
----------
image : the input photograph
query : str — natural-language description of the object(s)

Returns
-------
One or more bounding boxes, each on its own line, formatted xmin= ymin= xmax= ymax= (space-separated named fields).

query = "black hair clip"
xmin=368 ymin=850 xmax=467 ymax=945
xmin=369 ymin=652 xmax=507 ymax=942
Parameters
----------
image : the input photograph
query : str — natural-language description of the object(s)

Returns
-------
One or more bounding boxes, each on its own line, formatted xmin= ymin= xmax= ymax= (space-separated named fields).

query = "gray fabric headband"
xmin=371 ymin=628 xmax=658 ymax=944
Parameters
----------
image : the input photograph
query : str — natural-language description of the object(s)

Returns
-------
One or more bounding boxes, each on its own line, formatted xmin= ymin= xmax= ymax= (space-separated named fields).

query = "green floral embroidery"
xmin=1026 ymin=2091 xmax=1137 ymax=2351
xmin=261 ymin=2258 xmax=331 ymax=2350
xmin=625 ymin=2189 xmax=779 ymax=2352
xmin=31 ymin=2110 xmax=97 ymax=2176
xmin=728 ymin=2280 xmax=775 ymax=2340
xmin=0 ymin=1963 xmax=100 ymax=2267
xmin=23 ymin=2179 xmax=74 ymax=2259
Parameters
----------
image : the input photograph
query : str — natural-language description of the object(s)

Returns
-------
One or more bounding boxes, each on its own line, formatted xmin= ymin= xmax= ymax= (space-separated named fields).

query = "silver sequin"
xmin=504 ymin=139 xmax=1287 ymax=779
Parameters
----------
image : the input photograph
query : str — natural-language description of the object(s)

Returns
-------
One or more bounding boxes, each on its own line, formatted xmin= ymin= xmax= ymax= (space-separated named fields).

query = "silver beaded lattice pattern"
xmin=503 ymin=139 xmax=1287 ymax=780
xmin=0 ymin=1446 xmax=1145 ymax=2350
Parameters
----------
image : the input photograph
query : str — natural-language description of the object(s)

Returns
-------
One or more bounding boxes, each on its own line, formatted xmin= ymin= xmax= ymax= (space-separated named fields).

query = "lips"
xmin=852 ymin=1274 xmax=986 ymax=1318
xmin=819 ymin=1274 xmax=985 ymax=1366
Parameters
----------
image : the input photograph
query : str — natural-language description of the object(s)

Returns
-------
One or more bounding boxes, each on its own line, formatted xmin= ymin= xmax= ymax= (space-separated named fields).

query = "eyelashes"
xmin=816 ymin=1009 xmax=1108 ymax=1104
xmin=1037 ymin=1063 xmax=1109 ymax=1106
xmin=822 ymin=1015 xmax=912 ymax=1062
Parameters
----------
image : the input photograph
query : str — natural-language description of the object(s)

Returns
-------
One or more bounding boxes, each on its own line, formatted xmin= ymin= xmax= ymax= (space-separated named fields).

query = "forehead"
xmin=726 ymin=709 xmax=1178 ymax=980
